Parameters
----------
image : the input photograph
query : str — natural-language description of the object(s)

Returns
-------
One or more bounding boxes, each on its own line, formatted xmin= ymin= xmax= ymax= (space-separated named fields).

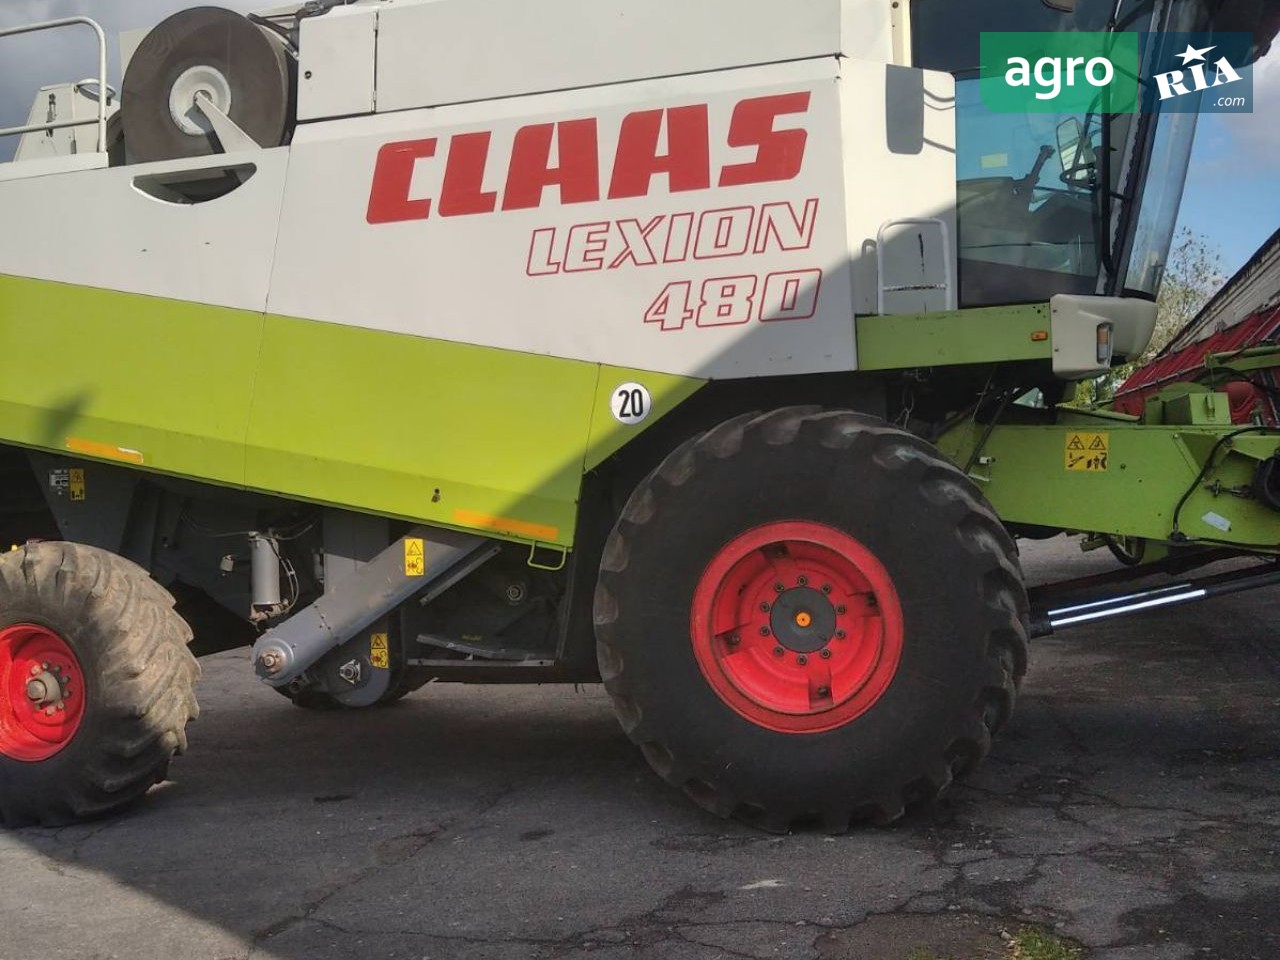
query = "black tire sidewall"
xmin=0 ymin=544 xmax=195 ymax=825
xmin=602 ymin=415 xmax=1016 ymax=810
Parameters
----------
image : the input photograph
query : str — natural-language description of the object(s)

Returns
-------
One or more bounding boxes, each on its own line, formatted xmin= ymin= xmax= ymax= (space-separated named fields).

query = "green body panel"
xmin=1205 ymin=346 xmax=1280 ymax=376
xmin=1119 ymin=383 xmax=1233 ymax=426
xmin=939 ymin=418 xmax=1280 ymax=550
xmin=1159 ymin=391 xmax=1233 ymax=426
xmin=0 ymin=276 xmax=704 ymax=547
xmin=10 ymin=273 xmax=1274 ymax=555
xmin=584 ymin=371 xmax=705 ymax=470
xmin=0 ymin=275 xmax=260 ymax=487
xmin=855 ymin=304 xmax=1052 ymax=370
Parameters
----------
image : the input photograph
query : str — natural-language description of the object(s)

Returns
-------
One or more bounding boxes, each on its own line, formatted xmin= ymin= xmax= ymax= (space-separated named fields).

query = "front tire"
xmin=594 ymin=408 xmax=1028 ymax=832
xmin=0 ymin=542 xmax=200 ymax=827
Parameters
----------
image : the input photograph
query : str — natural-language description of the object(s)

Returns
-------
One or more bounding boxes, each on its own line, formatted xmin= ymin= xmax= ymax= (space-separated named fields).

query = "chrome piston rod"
xmin=1031 ymin=563 xmax=1280 ymax=637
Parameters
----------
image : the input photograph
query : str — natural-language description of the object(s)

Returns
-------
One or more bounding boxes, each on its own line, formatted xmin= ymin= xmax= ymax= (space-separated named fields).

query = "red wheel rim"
xmin=0 ymin=624 xmax=86 ymax=762
xmin=690 ymin=522 xmax=904 ymax=734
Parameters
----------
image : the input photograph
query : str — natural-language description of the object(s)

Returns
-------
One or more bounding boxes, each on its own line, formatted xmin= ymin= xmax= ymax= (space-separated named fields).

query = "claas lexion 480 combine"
xmin=0 ymin=0 xmax=1276 ymax=830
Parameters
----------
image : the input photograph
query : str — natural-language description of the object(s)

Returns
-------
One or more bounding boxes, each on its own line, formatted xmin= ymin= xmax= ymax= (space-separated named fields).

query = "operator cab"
xmin=912 ymin=0 xmax=1277 ymax=308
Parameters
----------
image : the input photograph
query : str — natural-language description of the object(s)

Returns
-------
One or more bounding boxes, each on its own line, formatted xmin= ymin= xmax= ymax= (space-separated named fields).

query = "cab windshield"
xmin=910 ymin=0 xmax=1230 ymax=308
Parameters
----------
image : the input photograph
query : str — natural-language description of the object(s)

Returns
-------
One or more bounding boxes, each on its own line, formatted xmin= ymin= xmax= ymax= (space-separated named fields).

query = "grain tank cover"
xmin=299 ymin=0 xmax=903 ymax=121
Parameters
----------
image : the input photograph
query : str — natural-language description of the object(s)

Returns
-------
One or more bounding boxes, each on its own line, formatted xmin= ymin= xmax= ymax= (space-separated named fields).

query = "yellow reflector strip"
xmin=452 ymin=509 xmax=558 ymax=543
xmin=65 ymin=437 xmax=145 ymax=465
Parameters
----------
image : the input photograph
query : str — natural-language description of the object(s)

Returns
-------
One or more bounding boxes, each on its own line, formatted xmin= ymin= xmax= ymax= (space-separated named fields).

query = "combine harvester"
xmin=0 ymin=0 xmax=1276 ymax=829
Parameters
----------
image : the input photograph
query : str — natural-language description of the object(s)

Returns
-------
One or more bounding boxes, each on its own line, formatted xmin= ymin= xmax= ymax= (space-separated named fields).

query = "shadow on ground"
xmin=2 ymin=537 xmax=1280 ymax=960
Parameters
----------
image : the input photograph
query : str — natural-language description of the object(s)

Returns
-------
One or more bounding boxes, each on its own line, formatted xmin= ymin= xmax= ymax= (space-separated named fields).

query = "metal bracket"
xmin=253 ymin=526 xmax=494 ymax=686
xmin=413 ymin=633 xmax=550 ymax=662
xmin=193 ymin=91 xmax=262 ymax=153
xmin=0 ymin=17 xmax=108 ymax=152
xmin=527 ymin=541 xmax=568 ymax=572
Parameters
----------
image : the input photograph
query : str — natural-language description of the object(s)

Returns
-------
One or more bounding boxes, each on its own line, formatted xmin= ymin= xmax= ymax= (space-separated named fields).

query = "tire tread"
xmin=596 ymin=407 xmax=1029 ymax=832
xmin=0 ymin=541 xmax=199 ymax=828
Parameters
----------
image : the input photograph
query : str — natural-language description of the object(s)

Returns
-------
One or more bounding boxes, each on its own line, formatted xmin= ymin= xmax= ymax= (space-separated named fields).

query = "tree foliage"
xmin=1074 ymin=227 xmax=1224 ymax=405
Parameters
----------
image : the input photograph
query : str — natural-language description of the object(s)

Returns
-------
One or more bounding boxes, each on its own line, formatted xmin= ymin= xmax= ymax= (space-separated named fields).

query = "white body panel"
xmin=296 ymin=5 xmax=378 ymax=121
xmin=0 ymin=0 xmax=955 ymax=381
xmin=0 ymin=152 xmax=107 ymax=183
xmin=13 ymin=82 xmax=117 ymax=163
xmin=370 ymin=0 xmax=896 ymax=117
xmin=0 ymin=151 xmax=289 ymax=312
xmin=268 ymin=57 xmax=954 ymax=378
xmin=843 ymin=66 xmax=956 ymax=317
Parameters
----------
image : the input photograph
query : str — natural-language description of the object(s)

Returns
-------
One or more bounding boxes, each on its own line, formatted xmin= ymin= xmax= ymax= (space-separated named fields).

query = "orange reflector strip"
xmin=1031 ymin=330 xmax=1049 ymax=342
xmin=65 ymin=437 xmax=145 ymax=465
xmin=452 ymin=509 xmax=558 ymax=543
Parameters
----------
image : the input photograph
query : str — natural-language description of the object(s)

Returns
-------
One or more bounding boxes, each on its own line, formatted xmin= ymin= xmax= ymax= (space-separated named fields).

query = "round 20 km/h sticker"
xmin=611 ymin=382 xmax=652 ymax=426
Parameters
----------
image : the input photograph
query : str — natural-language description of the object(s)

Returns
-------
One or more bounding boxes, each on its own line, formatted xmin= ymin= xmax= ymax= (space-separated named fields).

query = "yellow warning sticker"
xmin=69 ymin=469 xmax=86 ymax=502
xmin=404 ymin=537 xmax=426 ymax=576
xmin=1065 ymin=431 xmax=1109 ymax=472
xmin=370 ymin=632 xmax=390 ymax=669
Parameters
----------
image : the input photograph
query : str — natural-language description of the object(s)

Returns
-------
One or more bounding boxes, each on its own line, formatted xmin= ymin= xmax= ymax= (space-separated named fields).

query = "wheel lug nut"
xmin=41 ymin=662 xmax=49 ymax=670
xmin=759 ymin=626 xmax=770 ymax=636
xmin=867 ymin=595 xmax=878 ymax=608
xmin=836 ymin=630 xmax=847 ymax=639
xmin=45 ymin=706 xmax=56 ymax=716
xmin=821 ymin=584 xmax=832 ymax=594
xmin=796 ymin=654 xmax=808 ymax=665
xmin=759 ymin=602 xmax=770 ymax=613
xmin=820 ymin=648 xmax=832 ymax=659
xmin=30 ymin=665 xmax=40 ymax=676
xmin=773 ymin=582 xmax=784 ymax=593
xmin=836 ymin=604 xmax=847 ymax=614
xmin=56 ymin=703 xmax=65 ymax=712
xmin=797 ymin=575 xmax=808 ymax=586
xmin=772 ymin=646 xmax=784 ymax=657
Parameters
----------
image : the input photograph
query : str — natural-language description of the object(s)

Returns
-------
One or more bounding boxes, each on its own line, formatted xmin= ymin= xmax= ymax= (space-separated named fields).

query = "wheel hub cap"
xmin=768 ymin=586 xmax=836 ymax=653
xmin=0 ymin=625 xmax=86 ymax=761
xmin=169 ymin=64 xmax=232 ymax=136
xmin=26 ymin=669 xmax=63 ymax=705
xmin=690 ymin=521 xmax=905 ymax=735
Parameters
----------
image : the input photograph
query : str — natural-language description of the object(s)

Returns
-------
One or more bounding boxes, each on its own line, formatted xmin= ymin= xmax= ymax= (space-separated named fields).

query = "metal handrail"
xmin=0 ymin=17 xmax=108 ymax=152
xmin=876 ymin=218 xmax=956 ymax=314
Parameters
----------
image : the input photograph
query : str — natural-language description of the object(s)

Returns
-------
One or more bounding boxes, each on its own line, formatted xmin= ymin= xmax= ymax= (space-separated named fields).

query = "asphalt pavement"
xmin=2 ymin=536 xmax=1278 ymax=960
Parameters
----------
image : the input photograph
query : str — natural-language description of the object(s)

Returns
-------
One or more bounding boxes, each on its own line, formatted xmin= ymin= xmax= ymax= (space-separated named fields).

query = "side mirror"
xmin=1056 ymin=118 xmax=1095 ymax=183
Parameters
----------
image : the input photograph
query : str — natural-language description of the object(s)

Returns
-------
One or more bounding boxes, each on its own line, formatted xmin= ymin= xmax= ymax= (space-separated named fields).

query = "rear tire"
xmin=594 ymin=408 xmax=1028 ymax=832
xmin=0 ymin=542 xmax=200 ymax=827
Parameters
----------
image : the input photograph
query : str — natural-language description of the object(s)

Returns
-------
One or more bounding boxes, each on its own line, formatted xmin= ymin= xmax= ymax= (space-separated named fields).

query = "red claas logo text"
xmin=366 ymin=93 xmax=812 ymax=223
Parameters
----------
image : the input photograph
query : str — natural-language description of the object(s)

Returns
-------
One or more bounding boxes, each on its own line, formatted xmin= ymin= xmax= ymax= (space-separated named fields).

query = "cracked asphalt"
xmin=2 ymin=537 xmax=1279 ymax=960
